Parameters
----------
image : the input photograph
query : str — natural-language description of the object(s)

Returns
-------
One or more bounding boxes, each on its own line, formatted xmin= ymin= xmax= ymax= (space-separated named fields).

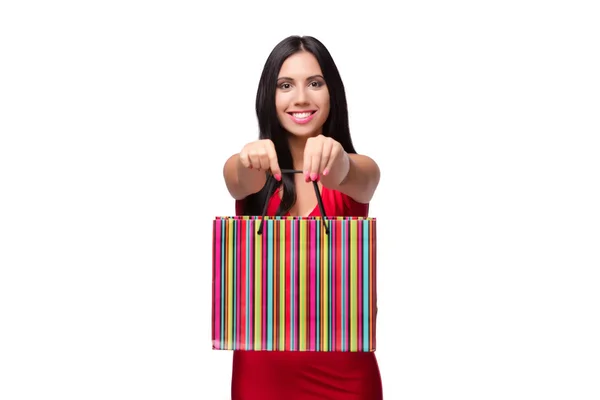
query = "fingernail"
xmin=274 ymin=173 xmax=281 ymax=181
xmin=310 ymin=173 xmax=318 ymax=181
xmin=323 ymin=168 xmax=329 ymax=176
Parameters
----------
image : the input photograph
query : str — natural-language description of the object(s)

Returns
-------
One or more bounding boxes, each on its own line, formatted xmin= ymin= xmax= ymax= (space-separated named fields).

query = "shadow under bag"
xmin=212 ymin=169 xmax=377 ymax=352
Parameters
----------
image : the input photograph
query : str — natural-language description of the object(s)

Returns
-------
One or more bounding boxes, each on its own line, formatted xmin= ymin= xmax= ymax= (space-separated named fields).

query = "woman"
xmin=222 ymin=35 xmax=383 ymax=400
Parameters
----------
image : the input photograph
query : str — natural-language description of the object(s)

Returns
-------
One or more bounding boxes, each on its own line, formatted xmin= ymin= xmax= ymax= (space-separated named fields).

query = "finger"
xmin=257 ymin=148 xmax=270 ymax=171
xmin=265 ymin=142 xmax=281 ymax=181
xmin=320 ymin=139 xmax=333 ymax=175
xmin=248 ymin=151 xmax=261 ymax=170
xmin=239 ymin=150 xmax=251 ymax=169
xmin=323 ymin=143 xmax=341 ymax=175
xmin=310 ymin=151 xmax=321 ymax=181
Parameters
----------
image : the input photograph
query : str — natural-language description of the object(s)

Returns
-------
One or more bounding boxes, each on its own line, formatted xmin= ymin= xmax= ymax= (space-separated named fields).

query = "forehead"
xmin=278 ymin=51 xmax=323 ymax=79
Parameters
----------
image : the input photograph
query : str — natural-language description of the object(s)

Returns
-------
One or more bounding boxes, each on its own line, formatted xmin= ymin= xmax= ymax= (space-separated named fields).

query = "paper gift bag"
xmin=212 ymin=170 xmax=377 ymax=352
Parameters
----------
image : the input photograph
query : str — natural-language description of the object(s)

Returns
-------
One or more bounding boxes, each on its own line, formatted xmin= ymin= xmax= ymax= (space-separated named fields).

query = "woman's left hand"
xmin=303 ymin=135 xmax=350 ymax=184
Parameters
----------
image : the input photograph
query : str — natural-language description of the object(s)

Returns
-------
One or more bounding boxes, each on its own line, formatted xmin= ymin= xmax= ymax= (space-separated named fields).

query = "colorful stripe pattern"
xmin=211 ymin=216 xmax=377 ymax=352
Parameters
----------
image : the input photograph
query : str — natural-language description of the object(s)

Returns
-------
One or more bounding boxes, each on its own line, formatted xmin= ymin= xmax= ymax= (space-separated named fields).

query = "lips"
xmin=287 ymin=110 xmax=317 ymax=124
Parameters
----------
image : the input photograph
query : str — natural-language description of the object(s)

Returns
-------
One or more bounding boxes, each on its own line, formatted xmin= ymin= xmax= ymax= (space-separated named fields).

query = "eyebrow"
xmin=277 ymin=74 xmax=325 ymax=81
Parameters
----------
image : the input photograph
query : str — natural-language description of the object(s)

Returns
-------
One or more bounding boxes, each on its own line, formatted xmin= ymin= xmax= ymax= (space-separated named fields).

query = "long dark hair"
xmin=241 ymin=35 xmax=357 ymax=216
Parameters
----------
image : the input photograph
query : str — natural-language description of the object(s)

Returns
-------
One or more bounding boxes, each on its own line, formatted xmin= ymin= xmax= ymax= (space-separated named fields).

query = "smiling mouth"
xmin=287 ymin=110 xmax=317 ymax=124
xmin=288 ymin=111 xmax=315 ymax=118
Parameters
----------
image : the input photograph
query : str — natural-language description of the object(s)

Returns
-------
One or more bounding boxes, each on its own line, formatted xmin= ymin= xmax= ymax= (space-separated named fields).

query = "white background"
xmin=1 ymin=1 xmax=599 ymax=399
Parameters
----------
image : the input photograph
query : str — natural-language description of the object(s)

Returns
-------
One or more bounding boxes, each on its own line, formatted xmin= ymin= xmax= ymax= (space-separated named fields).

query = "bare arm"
xmin=325 ymin=153 xmax=380 ymax=204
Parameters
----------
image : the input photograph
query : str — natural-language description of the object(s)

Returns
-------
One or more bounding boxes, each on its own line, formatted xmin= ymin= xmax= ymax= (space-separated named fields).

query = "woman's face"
xmin=275 ymin=51 xmax=330 ymax=138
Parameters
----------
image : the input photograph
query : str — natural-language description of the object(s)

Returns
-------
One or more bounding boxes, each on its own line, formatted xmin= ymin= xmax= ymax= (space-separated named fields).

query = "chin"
xmin=284 ymin=127 xmax=321 ymax=138
xmin=279 ymin=121 xmax=325 ymax=138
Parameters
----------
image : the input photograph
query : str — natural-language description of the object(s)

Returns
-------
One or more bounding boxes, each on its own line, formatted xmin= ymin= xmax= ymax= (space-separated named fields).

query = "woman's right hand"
xmin=238 ymin=139 xmax=282 ymax=181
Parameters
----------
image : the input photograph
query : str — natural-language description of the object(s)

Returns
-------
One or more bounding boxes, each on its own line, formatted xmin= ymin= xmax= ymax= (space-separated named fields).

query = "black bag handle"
xmin=257 ymin=169 xmax=329 ymax=235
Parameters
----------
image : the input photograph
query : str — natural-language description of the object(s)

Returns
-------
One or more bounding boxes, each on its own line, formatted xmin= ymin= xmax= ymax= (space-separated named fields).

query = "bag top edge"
xmin=213 ymin=216 xmax=377 ymax=220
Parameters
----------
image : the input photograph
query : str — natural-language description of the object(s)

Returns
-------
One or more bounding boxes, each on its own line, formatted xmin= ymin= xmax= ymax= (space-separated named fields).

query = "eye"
xmin=279 ymin=82 xmax=292 ymax=90
xmin=309 ymin=81 xmax=323 ymax=88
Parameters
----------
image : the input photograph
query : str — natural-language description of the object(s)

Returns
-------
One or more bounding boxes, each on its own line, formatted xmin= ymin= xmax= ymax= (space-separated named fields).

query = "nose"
xmin=294 ymin=86 xmax=309 ymax=105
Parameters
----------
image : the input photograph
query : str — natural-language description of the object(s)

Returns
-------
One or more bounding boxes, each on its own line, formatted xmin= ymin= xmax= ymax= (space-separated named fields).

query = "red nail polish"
xmin=323 ymin=169 xmax=329 ymax=176
xmin=274 ymin=174 xmax=281 ymax=181
xmin=310 ymin=173 xmax=318 ymax=181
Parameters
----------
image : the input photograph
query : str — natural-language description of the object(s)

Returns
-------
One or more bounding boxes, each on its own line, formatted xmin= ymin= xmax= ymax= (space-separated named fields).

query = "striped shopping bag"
xmin=211 ymin=170 xmax=377 ymax=352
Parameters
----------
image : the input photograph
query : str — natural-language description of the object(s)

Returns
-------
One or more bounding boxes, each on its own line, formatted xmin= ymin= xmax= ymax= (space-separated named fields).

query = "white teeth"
xmin=292 ymin=112 xmax=312 ymax=118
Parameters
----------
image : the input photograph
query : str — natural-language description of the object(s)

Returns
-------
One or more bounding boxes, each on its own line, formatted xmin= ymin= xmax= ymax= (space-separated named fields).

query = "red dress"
xmin=231 ymin=186 xmax=383 ymax=400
